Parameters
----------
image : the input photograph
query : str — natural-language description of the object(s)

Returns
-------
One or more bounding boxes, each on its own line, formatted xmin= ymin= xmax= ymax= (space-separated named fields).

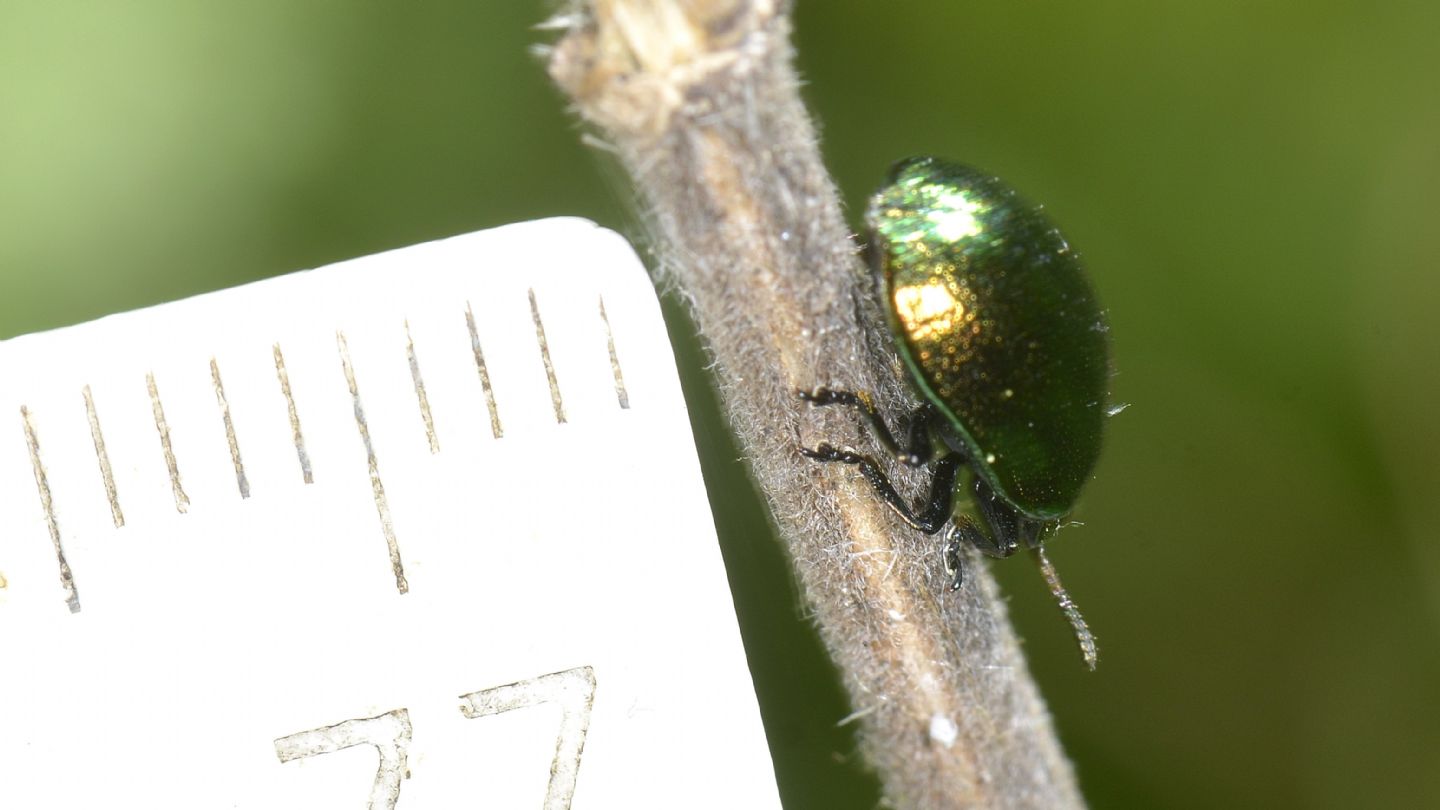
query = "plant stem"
xmin=546 ymin=2 xmax=1086 ymax=807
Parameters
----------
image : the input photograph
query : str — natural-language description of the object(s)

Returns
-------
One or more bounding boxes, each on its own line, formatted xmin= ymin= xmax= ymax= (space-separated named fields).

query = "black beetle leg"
xmin=800 ymin=445 xmax=962 ymax=534
xmin=969 ymin=478 xmax=1022 ymax=558
xmin=958 ymin=516 xmax=1016 ymax=560
xmin=798 ymin=388 xmax=936 ymax=466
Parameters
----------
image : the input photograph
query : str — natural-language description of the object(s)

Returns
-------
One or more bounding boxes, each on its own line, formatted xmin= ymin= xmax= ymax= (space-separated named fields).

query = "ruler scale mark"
xmin=21 ymin=406 xmax=81 ymax=613
xmin=83 ymin=385 xmax=125 ymax=527
xmin=598 ymin=295 xmax=631 ymax=410
xmin=338 ymin=332 xmax=409 ymax=595
xmin=405 ymin=321 xmax=440 ymax=454
xmin=147 ymin=372 xmax=190 ymax=513
xmin=210 ymin=358 xmax=251 ymax=499
xmin=465 ymin=302 xmax=504 ymax=439
xmin=529 ymin=288 xmax=567 ymax=424
xmin=273 ymin=344 xmax=313 ymax=484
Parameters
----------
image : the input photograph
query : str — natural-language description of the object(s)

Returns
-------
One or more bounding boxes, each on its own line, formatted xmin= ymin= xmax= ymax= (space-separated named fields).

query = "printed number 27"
xmin=274 ymin=666 xmax=597 ymax=810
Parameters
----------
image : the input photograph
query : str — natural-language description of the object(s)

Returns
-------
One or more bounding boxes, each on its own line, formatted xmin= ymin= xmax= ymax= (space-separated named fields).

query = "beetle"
xmin=800 ymin=156 xmax=1110 ymax=668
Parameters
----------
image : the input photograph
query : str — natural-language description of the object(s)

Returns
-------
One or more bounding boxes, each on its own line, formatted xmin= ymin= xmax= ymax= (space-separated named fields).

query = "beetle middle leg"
xmin=799 ymin=443 xmax=962 ymax=535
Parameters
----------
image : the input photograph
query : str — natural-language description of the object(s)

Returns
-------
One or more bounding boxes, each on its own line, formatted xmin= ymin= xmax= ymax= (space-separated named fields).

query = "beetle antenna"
xmin=1033 ymin=546 xmax=1099 ymax=671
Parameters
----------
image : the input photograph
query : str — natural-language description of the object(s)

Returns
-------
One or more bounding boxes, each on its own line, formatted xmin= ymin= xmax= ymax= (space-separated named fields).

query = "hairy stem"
xmin=546 ymin=2 xmax=1085 ymax=807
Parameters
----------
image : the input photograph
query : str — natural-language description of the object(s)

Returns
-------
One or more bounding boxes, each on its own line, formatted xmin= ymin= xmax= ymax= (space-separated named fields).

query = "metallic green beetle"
xmin=801 ymin=156 xmax=1110 ymax=668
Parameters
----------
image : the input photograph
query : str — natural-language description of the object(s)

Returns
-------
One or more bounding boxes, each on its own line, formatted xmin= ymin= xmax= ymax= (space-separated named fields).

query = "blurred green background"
xmin=4 ymin=2 xmax=1438 ymax=807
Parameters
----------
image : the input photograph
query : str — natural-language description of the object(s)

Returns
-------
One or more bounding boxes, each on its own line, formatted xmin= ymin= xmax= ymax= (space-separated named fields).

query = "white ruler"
xmin=0 ymin=218 xmax=779 ymax=808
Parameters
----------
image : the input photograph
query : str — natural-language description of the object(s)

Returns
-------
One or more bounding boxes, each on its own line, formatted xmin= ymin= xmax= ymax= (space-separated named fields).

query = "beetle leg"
xmin=944 ymin=515 xmax=1019 ymax=589
xmin=798 ymin=388 xmax=936 ymax=466
xmin=969 ymin=478 xmax=1022 ymax=557
xmin=800 ymin=444 xmax=960 ymax=534
xmin=958 ymin=517 xmax=1016 ymax=560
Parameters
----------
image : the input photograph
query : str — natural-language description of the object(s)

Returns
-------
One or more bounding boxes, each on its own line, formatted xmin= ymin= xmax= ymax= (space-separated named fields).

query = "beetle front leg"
xmin=953 ymin=517 xmax=1016 ymax=560
xmin=798 ymin=388 xmax=936 ymax=466
xmin=943 ymin=517 xmax=1016 ymax=591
